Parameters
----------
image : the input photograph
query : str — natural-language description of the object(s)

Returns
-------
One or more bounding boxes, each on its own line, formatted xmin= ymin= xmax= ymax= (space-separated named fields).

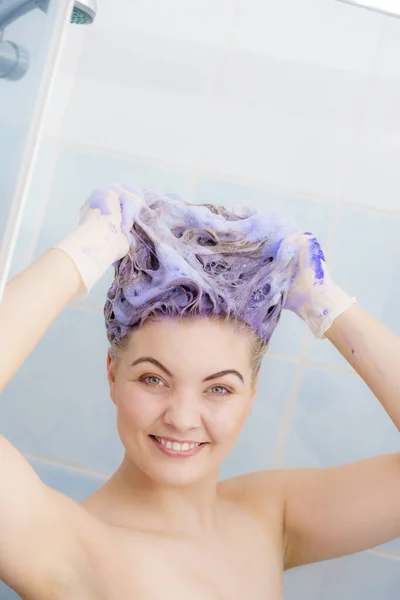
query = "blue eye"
xmin=142 ymin=375 xmax=164 ymax=386
xmin=209 ymin=385 xmax=230 ymax=395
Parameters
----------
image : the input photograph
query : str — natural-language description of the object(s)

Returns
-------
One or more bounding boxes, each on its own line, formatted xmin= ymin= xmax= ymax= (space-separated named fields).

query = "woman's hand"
xmin=282 ymin=232 xmax=356 ymax=338
xmin=54 ymin=184 xmax=144 ymax=297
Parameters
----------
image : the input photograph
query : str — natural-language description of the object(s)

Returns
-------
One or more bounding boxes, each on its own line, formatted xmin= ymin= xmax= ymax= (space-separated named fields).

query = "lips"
xmin=149 ymin=435 xmax=208 ymax=458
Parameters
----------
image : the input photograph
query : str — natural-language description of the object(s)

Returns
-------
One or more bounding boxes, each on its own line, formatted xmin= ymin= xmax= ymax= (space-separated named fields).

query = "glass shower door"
xmin=0 ymin=0 xmax=74 ymax=302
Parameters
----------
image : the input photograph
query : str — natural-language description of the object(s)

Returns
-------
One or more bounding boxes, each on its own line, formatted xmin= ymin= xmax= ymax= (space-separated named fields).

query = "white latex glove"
xmin=282 ymin=232 xmax=357 ymax=339
xmin=53 ymin=184 xmax=144 ymax=298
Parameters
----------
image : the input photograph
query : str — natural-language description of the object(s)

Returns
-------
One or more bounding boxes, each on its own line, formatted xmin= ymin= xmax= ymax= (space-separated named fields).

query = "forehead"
xmin=126 ymin=317 xmax=253 ymax=369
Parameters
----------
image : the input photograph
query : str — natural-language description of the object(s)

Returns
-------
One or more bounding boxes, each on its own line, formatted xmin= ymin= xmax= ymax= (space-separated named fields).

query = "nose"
xmin=162 ymin=389 xmax=202 ymax=432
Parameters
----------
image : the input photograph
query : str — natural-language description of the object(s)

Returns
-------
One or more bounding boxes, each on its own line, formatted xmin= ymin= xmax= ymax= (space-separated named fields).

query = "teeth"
xmin=154 ymin=436 xmax=200 ymax=452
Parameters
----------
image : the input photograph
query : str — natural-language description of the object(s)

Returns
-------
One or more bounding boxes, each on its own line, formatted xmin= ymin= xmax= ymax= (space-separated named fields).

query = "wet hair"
xmin=104 ymin=189 xmax=299 ymax=374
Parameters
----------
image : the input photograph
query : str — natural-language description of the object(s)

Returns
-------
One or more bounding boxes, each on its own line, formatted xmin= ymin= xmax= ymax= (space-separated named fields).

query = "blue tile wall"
xmin=219 ymin=356 xmax=298 ymax=480
xmin=27 ymin=457 xmax=106 ymax=501
xmin=0 ymin=306 xmax=123 ymax=473
xmin=307 ymin=206 xmax=400 ymax=367
xmin=282 ymin=364 xmax=400 ymax=554
xmin=282 ymin=365 xmax=399 ymax=469
xmin=283 ymin=551 xmax=400 ymax=600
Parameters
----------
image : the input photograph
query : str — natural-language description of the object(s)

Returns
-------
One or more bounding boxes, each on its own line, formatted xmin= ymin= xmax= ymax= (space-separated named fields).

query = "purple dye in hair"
xmin=104 ymin=189 xmax=300 ymax=346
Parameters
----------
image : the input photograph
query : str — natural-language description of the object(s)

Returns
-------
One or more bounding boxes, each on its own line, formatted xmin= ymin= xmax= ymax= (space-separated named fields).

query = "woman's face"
xmin=107 ymin=318 xmax=259 ymax=487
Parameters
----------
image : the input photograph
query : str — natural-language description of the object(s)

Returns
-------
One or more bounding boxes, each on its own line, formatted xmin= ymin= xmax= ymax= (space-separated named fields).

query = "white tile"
xmin=200 ymin=51 xmax=365 ymax=198
xmin=61 ymin=80 xmax=207 ymax=164
xmin=94 ymin=0 xmax=237 ymax=45
xmin=343 ymin=20 xmax=400 ymax=212
xmin=230 ymin=0 xmax=383 ymax=72
xmin=374 ymin=17 xmax=400 ymax=78
xmin=43 ymin=26 xmax=88 ymax=136
xmin=59 ymin=31 xmax=224 ymax=164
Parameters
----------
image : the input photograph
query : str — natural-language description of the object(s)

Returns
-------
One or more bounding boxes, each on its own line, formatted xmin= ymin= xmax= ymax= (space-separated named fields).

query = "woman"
xmin=0 ymin=184 xmax=399 ymax=599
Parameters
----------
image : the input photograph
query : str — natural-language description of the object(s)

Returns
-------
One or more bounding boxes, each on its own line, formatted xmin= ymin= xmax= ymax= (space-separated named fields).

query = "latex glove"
xmin=53 ymin=184 xmax=144 ymax=298
xmin=282 ymin=232 xmax=357 ymax=339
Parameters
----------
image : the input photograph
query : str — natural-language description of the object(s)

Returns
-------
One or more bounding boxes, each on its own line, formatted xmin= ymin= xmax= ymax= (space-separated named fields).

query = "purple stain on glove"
xmin=306 ymin=234 xmax=326 ymax=283
xmin=104 ymin=189 xmax=300 ymax=346
xmin=82 ymin=246 xmax=96 ymax=260
xmin=88 ymin=189 xmax=112 ymax=215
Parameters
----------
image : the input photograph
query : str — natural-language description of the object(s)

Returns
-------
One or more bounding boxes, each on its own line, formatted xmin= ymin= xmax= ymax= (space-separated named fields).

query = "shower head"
xmin=71 ymin=0 xmax=97 ymax=24
xmin=0 ymin=0 xmax=97 ymax=30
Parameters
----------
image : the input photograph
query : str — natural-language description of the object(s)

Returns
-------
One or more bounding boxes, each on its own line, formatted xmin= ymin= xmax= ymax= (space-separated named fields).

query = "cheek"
xmin=115 ymin=384 xmax=162 ymax=429
xmin=206 ymin=398 xmax=250 ymax=440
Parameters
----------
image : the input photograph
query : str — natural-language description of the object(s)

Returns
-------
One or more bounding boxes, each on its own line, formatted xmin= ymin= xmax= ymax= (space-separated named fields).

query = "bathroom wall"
xmin=0 ymin=0 xmax=75 ymax=296
xmin=2 ymin=0 xmax=400 ymax=598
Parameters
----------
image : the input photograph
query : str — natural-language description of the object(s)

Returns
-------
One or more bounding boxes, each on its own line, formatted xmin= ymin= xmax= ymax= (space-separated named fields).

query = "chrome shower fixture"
xmin=0 ymin=1 xmax=97 ymax=80
xmin=0 ymin=0 xmax=97 ymax=30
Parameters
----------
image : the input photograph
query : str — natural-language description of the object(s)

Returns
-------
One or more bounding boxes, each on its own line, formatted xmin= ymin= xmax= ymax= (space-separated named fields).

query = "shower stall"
xmin=1 ymin=0 xmax=400 ymax=599
xmin=0 ymin=0 xmax=96 ymax=303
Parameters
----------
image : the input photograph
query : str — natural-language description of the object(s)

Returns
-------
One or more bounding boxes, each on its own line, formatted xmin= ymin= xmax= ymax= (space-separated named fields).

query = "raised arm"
xmin=0 ymin=248 xmax=82 ymax=392
xmin=326 ymin=303 xmax=400 ymax=430
xmin=0 ymin=184 xmax=142 ymax=392
xmin=278 ymin=232 xmax=400 ymax=568
xmin=0 ymin=184 xmax=142 ymax=595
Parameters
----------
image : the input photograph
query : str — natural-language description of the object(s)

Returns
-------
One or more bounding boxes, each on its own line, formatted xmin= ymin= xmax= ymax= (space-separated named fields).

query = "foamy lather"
xmin=104 ymin=189 xmax=300 ymax=346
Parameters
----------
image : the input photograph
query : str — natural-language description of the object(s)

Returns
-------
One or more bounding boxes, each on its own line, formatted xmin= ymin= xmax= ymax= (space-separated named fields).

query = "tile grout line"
xmin=24 ymin=450 xmax=110 ymax=479
xmin=338 ymin=18 xmax=387 ymax=203
xmin=42 ymin=137 xmax=400 ymax=219
xmin=368 ymin=548 xmax=400 ymax=561
xmin=271 ymin=195 xmax=346 ymax=467
xmin=271 ymin=356 xmax=306 ymax=467
xmin=185 ymin=0 xmax=242 ymax=201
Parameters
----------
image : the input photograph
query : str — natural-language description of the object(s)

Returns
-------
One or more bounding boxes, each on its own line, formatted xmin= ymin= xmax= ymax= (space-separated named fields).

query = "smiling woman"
xmin=106 ymin=315 xmax=263 ymax=488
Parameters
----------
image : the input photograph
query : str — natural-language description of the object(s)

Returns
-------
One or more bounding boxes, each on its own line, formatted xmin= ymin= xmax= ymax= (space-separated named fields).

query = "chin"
xmin=145 ymin=454 xmax=219 ymax=487
xmin=130 ymin=446 xmax=219 ymax=487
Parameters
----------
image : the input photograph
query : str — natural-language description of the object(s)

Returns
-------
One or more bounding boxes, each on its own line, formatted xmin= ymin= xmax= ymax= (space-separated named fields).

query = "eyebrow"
xmin=130 ymin=357 xmax=244 ymax=383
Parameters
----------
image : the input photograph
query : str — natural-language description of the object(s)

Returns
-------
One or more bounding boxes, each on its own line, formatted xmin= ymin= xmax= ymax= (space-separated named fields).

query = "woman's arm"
xmin=326 ymin=303 xmax=400 ymax=430
xmin=0 ymin=249 xmax=82 ymax=392
xmin=276 ymin=232 xmax=400 ymax=568
xmin=0 ymin=184 xmax=143 ymax=393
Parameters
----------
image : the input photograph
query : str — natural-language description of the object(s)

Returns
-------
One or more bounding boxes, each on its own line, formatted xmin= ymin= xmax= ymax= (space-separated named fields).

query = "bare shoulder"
xmin=218 ymin=469 xmax=287 ymax=526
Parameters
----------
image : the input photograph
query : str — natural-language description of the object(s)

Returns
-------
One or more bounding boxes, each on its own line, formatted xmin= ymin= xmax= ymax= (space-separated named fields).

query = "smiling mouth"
xmin=149 ymin=435 xmax=206 ymax=452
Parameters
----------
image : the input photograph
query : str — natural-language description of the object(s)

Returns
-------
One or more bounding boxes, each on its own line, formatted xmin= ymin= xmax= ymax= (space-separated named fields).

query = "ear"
xmin=107 ymin=349 xmax=117 ymax=406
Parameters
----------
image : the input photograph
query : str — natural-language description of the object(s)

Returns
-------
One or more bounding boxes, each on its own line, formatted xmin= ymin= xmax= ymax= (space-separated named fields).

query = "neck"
xmin=102 ymin=454 xmax=221 ymax=537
